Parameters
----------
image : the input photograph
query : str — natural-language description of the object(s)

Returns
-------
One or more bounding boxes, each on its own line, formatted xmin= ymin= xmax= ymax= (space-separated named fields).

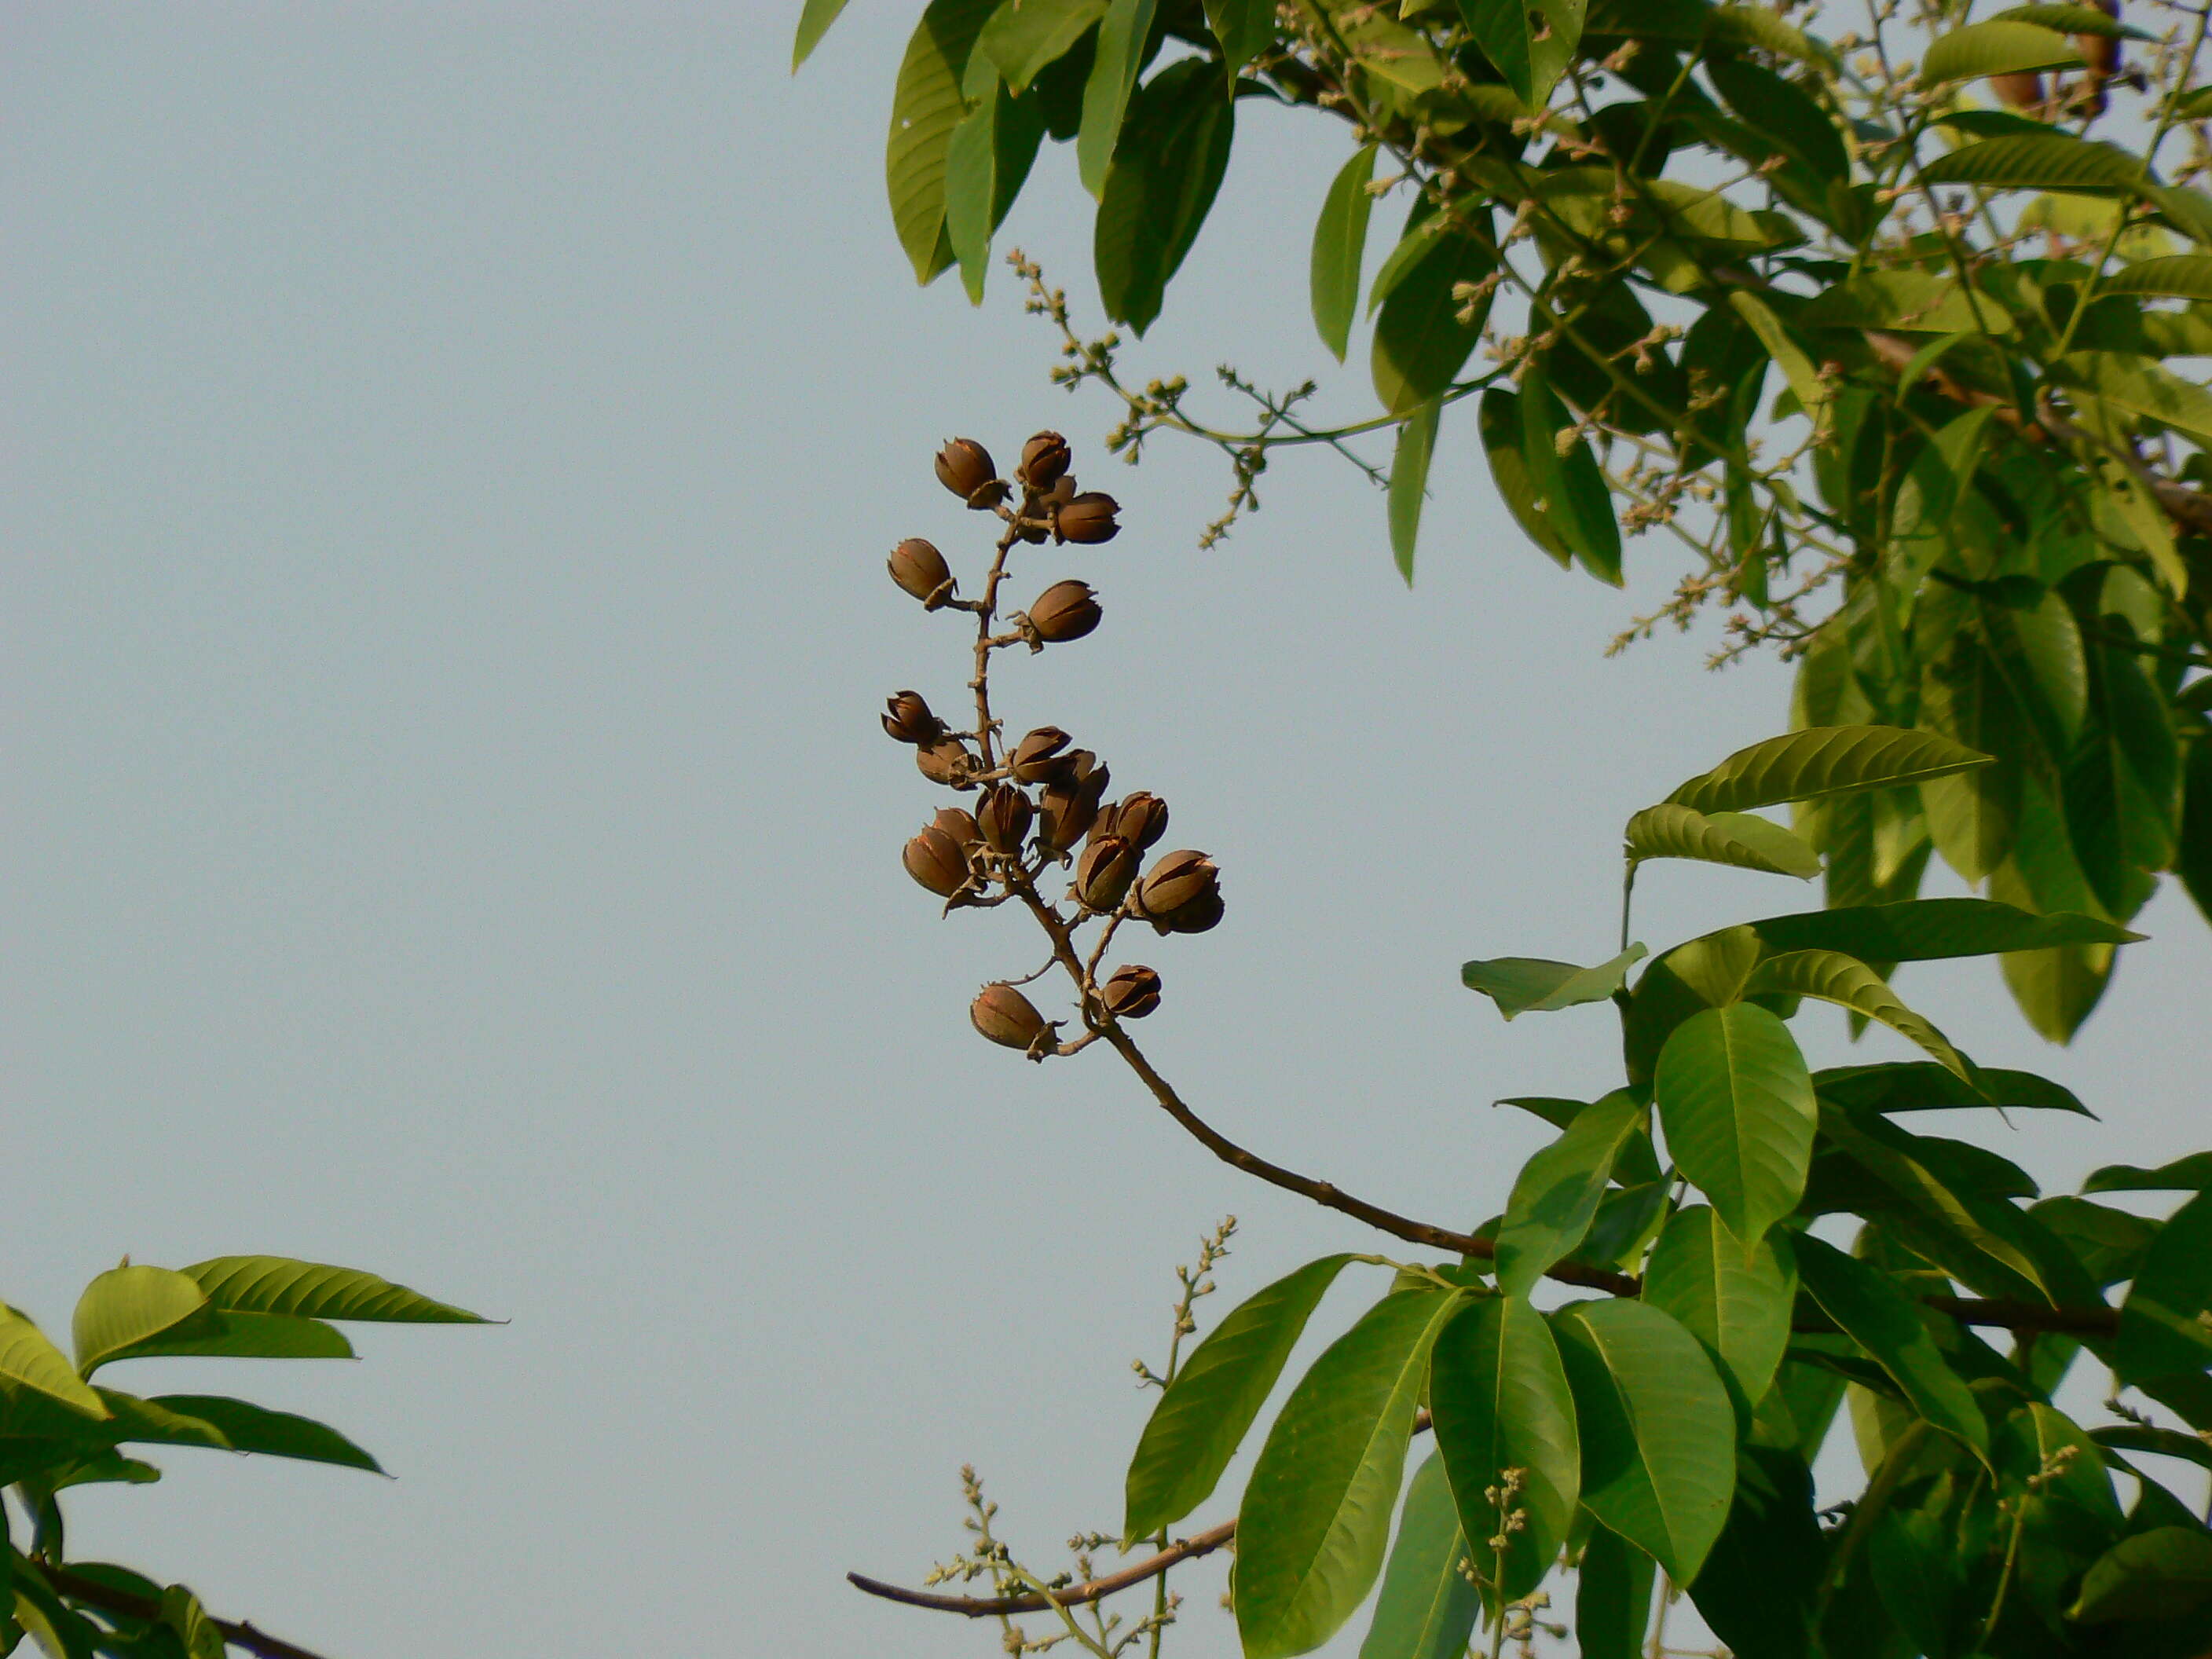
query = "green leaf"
xmin=0 ymin=1311 xmax=106 ymax=1420
xmin=792 ymin=0 xmax=852 ymax=69
xmin=94 ymin=1390 xmax=233 ymax=1452
xmin=885 ymin=0 xmax=1002 ymax=285
xmin=1643 ymin=1207 xmax=1793 ymax=1420
xmin=1705 ymin=57 xmax=1845 ymax=183
xmin=1747 ymin=897 xmax=2141 ymax=961
xmin=1461 ymin=945 xmax=1644 ymax=1020
xmin=1686 ymin=1445 xmax=1826 ymax=1659
xmin=2086 ymin=1152 xmax=2212 ymax=1193
xmin=2071 ymin=1526 xmax=2212 ymax=1623
xmin=186 ymin=1258 xmax=485 ymax=1323
xmin=1813 ymin=1060 xmax=2091 ymax=1117
xmin=1095 ymin=57 xmax=1234 ymax=335
xmin=1789 ymin=1234 xmax=1987 ymax=1455
xmin=1730 ymin=292 xmax=1828 ymax=428
xmin=1494 ymin=1093 xmax=1647 ymax=1296
xmin=1496 ymin=1097 xmax=1665 ymax=1187
xmin=1311 ymin=144 xmax=1379 ymax=362
xmin=943 ymin=69 xmax=1045 ymax=303
xmin=2090 ymin=1423 xmax=2212 ymax=1474
xmin=1202 ymin=0 xmax=1274 ymax=82
xmin=2056 ymin=350 xmax=2212 ymax=449
xmin=1458 ymin=0 xmax=1585 ymax=110
xmin=72 ymin=1267 xmax=212 ymax=1378
xmin=115 ymin=1310 xmax=354 ymax=1363
xmin=1077 ymin=0 xmax=1156 ymax=200
xmin=1654 ymin=1004 xmax=1816 ymax=1248
xmin=1123 ymin=1254 xmax=1355 ymax=1540
xmin=2102 ymin=254 xmax=2212 ymax=300
xmin=1429 ymin=1295 xmax=1580 ymax=1602
xmin=1919 ymin=20 xmax=2082 ymax=86
xmin=1624 ymin=804 xmax=1822 ymax=880
xmin=1520 ymin=364 xmax=1621 ymax=585
xmin=1552 ymin=1299 xmax=1737 ymax=1582
xmin=1236 ymin=1287 xmax=1465 ymax=1659
xmin=1742 ymin=950 xmax=1976 ymax=1082
xmin=144 ymin=1396 xmax=382 ymax=1474
xmin=1357 ymin=1452 xmax=1482 ymax=1659
xmin=1921 ymin=133 xmax=2144 ymax=194
xmin=161 ymin=1586 xmax=225 ymax=1659
xmin=1388 ymin=400 xmax=1439 ymax=585
xmin=1478 ymin=388 xmax=1571 ymax=569
xmin=2116 ymin=1191 xmax=2212 ymax=1385
xmin=1993 ymin=3 xmax=2145 ymax=36
xmin=1664 ymin=727 xmax=1993 ymax=816
xmin=1372 ymin=221 xmax=1496 ymax=414
xmin=1573 ymin=1527 xmax=1657 ymax=1659
xmin=978 ymin=0 xmax=1108 ymax=93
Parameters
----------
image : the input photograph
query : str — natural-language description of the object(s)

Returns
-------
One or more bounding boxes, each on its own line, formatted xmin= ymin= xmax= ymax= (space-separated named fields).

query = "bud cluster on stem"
xmin=882 ymin=432 xmax=1214 ymax=1060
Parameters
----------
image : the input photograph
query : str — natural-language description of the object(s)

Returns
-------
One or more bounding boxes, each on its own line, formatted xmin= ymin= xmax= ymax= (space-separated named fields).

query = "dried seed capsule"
xmin=903 ymin=825 xmax=971 ymax=899
xmin=976 ymin=782 xmax=1035 ymax=854
xmin=1100 ymin=964 xmax=1162 ymax=1020
xmin=917 ymin=735 xmax=978 ymax=789
xmin=1053 ymin=490 xmax=1121 ymax=546
xmin=1027 ymin=580 xmax=1102 ymax=643
xmin=1037 ymin=751 xmax=1110 ymax=855
xmin=888 ymin=537 xmax=955 ymax=607
xmin=932 ymin=807 xmax=981 ymax=848
xmin=1074 ymin=835 xmax=1140 ymax=911
xmin=1990 ymin=70 xmax=2045 ymax=109
xmin=1009 ymin=726 xmax=1075 ymax=785
xmin=936 ymin=438 xmax=1010 ymax=510
xmin=2078 ymin=0 xmax=2121 ymax=76
xmin=1157 ymin=886 xmax=1224 ymax=936
xmin=1018 ymin=430 xmax=1073 ymax=489
xmin=1109 ymin=790 xmax=1169 ymax=851
xmin=1136 ymin=849 xmax=1222 ymax=932
xmin=971 ymin=982 xmax=1049 ymax=1051
xmin=882 ymin=690 xmax=943 ymax=745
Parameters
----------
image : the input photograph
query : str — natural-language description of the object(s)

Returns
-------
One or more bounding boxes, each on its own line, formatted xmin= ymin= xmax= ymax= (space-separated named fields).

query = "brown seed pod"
xmin=1108 ymin=790 xmax=1169 ymax=851
xmin=1074 ymin=835 xmax=1141 ymax=911
xmin=888 ymin=537 xmax=955 ymax=608
xmin=1027 ymin=580 xmax=1102 ymax=643
xmin=1037 ymin=751 xmax=1111 ymax=855
xmin=1100 ymin=964 xmax=1163 ymax=1020
xmin=1990 ymin=70 xmax=2045 ymax=110
xmin=1009 ymin=726 xmax=1075 ymax=785
xmin=882 ymin=690 xmax=943 ymax=745
xmin=902 ymin=825 xmax=971 ymax=899
xmin=932 ymin=807 xmax=981 ymax=848
xmin=1053 ymin=491 xmax=1121 ymax=546
xmin=2078 ymin=0 xmax=2121 ymax=77
xmin=936 ymin=438 xmax=1010 ymax=511
xmin=1136 ymin=849 xmax=1223 ymax=933
xmin=1018 ymin=430 xmax=1072 ymax=489
xmin=971 ymin=982 xmax=1051 ymax=1052
xmin=917 ymin=734 xmax=978 ymax=790
xmin=976 ymin=782 xmax=1035 ymax=855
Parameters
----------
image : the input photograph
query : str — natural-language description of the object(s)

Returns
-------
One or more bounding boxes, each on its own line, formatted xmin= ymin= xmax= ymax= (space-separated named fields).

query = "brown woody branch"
xmin=33 ymin=1563 xmax=330 ymax=1659
xmin=848 ymin=1518 xmax=1236 ymax=1619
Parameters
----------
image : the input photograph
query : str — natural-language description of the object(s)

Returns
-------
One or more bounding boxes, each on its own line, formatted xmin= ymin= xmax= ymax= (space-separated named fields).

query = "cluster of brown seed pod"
xmin=880 ymin=432 xmax=1223 ymax=1060
xmin=1990 ymin=0 xmax=2129 ymax=118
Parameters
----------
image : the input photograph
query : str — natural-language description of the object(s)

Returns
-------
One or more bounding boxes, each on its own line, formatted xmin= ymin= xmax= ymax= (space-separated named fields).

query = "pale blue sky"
xmin=6 ymin=6 xmax=2208 ymax=1656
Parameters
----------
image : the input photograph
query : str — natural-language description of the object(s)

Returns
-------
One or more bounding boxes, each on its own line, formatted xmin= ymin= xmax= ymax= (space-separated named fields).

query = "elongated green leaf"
xmin=1388 ymin=399 xmax=1439 ymax=586
xmin=792 ymin=0 xmax=852 ymax=68
xmin=978 ymin=0 xmax=1108 ymax=93
xmin=1552 ymin=1299 xmax=1736 ymax=1582
xmin=1625 ymin=804 xmax=1821 ymax=880
xmin=1743 ymin=950 xmax=1975 ymax=1082
xmin=95 ymin=1390 xmax=233 ymax=1452
xmin=1478 ymin=388 xmax=1571 ymax=570
xmin=1496 ymin=1097 xmax=1665 ymax=1186
xmin=1655 ymin=1005 xmax=1815 ymax=1248
xmin=2057 ymin=350 xmax=2212 ymax=449
xmin=1312 ymin=144 xmax=1379 ymax=362
xmin=2117 ymin=1191 xmax=2212 ymax=1385
xmin=1203 ymin=0 xmax=1274 ymax=82
xmin=1921 ymin=632 xmax=2024 ymax=884
xmin=1707 ymin=58 xmax=1845 ymax=183
xmin=1919 ymin=20 xmax=2081 ymax=86
xmin=116 ymin=1310 xmax=354 ymax=1363
xmin=1921 ymin=133 xmax=2144 ymax=193
xmin=1748 ymin=897 xmax=2141 ymax=961
xmin=1730 ymin=292 xmax=1828 ymax=426
xmin=1813 ymin=1060 xmax=2090 ymax=1117
xmin=1372 ymin=235 xmax=1496 ymax=414
xmin=2086 ymin=1152 xmax=2212 ymax=1192
xmin=1520 ymin=364 xmax=1621 ymax=585
xmin=1790 ymin=1234 xmax=1987 ymax=1454
xmin=1459 ymin=0 xmax=1585 ymax=110
xmin=1358 ymin=1452 xmax=1483 ymax=1659
xmin=1236 ymin=1287 xmax=1466 ymax=1659
xmin=2103 ymin=254 xmax=2212 ymax=299
xmin=1574 ymin=1526 xmax=1657 ymax=1659
xmin=1666 ymin=727 xmax=1993 ymax=816
xmin=186 ymin=1258 xmax=484 ymax=1323
xmin=1994 ymin=2 xmax=2143 ymax=36
xmin=886 ymin=0 xmax=1002 ymax=284
xmin=1643 ymin=1207 xmax=1793 ymax=1420
xmin=944 ymin=69 xmax=1044 ymax=303
xmin=1095 ymin=57 xmax=1234 ymax=335
xmin=2090 ymin=1423 xmax=2212 ymax=1474
xmin=1429 ymin=1295 xmax=1579 ymax=1601
xmin=1123 ymin=1254 xmax=1355 ymax=1540
xmin=0 ymin=1309 xmax=107 ymax=1419
xmin=1077 ymin=0 xmax=1157 ymax=200
xmin=1494 ymin=1093 xmax=1646 ymax=1295
xmin=73 ymin=1267 xmax=213 ymax=1378
xmin=2071 ymin=1526 xmax=2212 ymax=1623
xmin=146 ymin=1395 xmax=382 ymax=1474
xmin=1687 ymin=1445 xmax=1825 ymax=1659
xmin=1461 ymin=944 xmax=1644 ymax=1020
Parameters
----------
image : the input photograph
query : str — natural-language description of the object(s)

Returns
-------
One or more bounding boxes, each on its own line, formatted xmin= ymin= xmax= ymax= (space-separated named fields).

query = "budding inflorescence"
xmin=881 ymin=430 xmax=1221 ymax=1061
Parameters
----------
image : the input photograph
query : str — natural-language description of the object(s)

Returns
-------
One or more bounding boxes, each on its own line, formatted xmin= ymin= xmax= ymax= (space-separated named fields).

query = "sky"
xmin=5 ymin=5 xmax=2210 ymax=1657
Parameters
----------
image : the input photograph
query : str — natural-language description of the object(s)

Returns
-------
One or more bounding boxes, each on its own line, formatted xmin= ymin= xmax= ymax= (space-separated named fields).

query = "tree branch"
xmin=32 ymin=1563 xmax=331 ymax=1659
xmin=848 ymin=1518 xmax=1236 ymax=1620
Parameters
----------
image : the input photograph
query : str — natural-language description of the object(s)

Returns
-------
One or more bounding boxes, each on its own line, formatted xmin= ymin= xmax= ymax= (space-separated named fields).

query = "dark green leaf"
xmin=1460 ymin=945 xmax=1645 ymax=1019
xmin=1520 ymin=364 xmax=1621 ymax=585
xmin=1388 ymin=400 xmax=1439 ymax=585
xmin=1919 ymin=20 xmax=2082 ymax=86
xmin=1746 ymin=897 xmax=2141 ymax=961
xmin=1552 ymin=1299 xmax=1737 ymax=1582
xmin=186 ymin=1258 xmax=484 ymax=1324
xmin=1921 ymin=132 xmax=2145 ymax=192
xmin=2071 ymin=1526 xmax=2212 ymax=1623
xmin=2091 ymin=1424 xmax=2212 ymax=1475
xmin=1665 ymin=727 xmax=1993 ymax=816
xmin=943 ymin=69 xmax=1045 ymax=303
xmin=1123 ymin=1254 xmax=1355 ymax=1539
xmin=1095 ymin=57 xmax=1234 ymax=335
xmin=1495 ymin=1093 xmax=1646 ymax=1295
xmin=978 ymin=0 xmax=1108 ymax=93
xmin=148 ymin=1396 xmax=381 ymax=1474
xmin=1573 ymin=1526 xmax=1657 ymax=1659
xmin=1429 ymin=1295 xmax=1580 ymax=1602
xmin=1236 ymin=1287 xmax=1466 ymax=1659
xmin=2086 ymin=1152 xmax=2212 ymax=1193
xmin=1813 ymin=1060 xmax=2091 ymax=1117
xmin=1357 ymin=1452 xmax=1482 ymax=1659
xmin=1624 ymin=804 xmax=1822 ymax=880
xmin=1202 ymin=0 xmax=1274 ymax=82
xmin=1706 ymin=58 xmax=1844 ymax=183
xmin=1686 ymin=1445 xmax=1825 ymax=1659
xmin=1077 ymin=0 xmax=1157 ymax=200
xmin=1790 ymin=1233 xmax=1987 ymax=1455
xmin=2103 ymin=254 xmax=2212 ymax=300
xmin=1643 ymin=1206 xmax=1793 ymax=1419
xmin=885 ymin=0 xmax=1002 ymax=284
xmin=792 ymin=0 xmax=853 ymax=68
xmin=2116 ymin=1191 xmax=2212 ymax=1385
xmin=1372 ymin=217 xmax=1495 ymax=414
xmin=1478 ymin=388 xmax=1571 ymax=569
xmin=1654 ymin=1003 xmax=1816 ymax=1248
xmin=1459 ymin=0 xmax=1586 ymax=110
xmin=1311 ymin=144 xmax=1379 ymax=361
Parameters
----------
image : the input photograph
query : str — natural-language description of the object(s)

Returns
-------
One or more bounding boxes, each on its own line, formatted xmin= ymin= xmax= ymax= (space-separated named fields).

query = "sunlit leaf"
xmin=73 ymin=1267 xmax=213 ymax=1378
xmin=1919 ymin=20 xmax=2082 ymax=86
xmin=1461 ymin=945 xmax=1645 ymax=1020
xmin=1625 ymin=804 xmax=1822 ymax=880
xmin=978 ymin=0 xmax=1108 ymax=93
xmin=1312 ymin=144 xmax=1379 ymax=361
xmin=185 ymin=1258 xmax=484 ymax=1324
xmin=1642 ymin=1206 xmax=1793 ymax=1420
xmin=1077 ymin=0 xmax=1157 ymax=200
xmin=2116 ymin=1191 xmax=2212 ymax=1385
xmin=0 ymin=1309 xmax=107 ymax=1419
xmin=1655 ymin=1004 xmax=1816 ymax=1248
xmin=1356 ymin=1452 xmax=1482 ymax=1659
xmin=1494 ymin=1092 xmax=1646 ymax=1295
xmin=1387 ymin=400 xmax=1439 ymax=586
xmin=1790 ymin=1234 xmax=1987 ymax=1455
xmin=792 ymin=0 xmax=853 ymax=69
xmin=1666 ymin=727 xmax=1992 ymax=816
xmin=1458 ymin=0 xmax=1584 ymax=109
xmin=885 ymin=0 xmax=1002 ymax=284
xmin=1743 ymin=950 xmax=1976 ymax=1082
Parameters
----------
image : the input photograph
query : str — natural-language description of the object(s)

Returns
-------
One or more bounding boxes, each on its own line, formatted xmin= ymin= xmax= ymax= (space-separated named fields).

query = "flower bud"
xmin=1136 ymin=850 xmax=1222 ymax=933
xmin=917 ymin=735 xmax=978 ymax=789
xmin=1009 ymin=726 xmax=1075 ymax=785
xmin=1037 ymin=752 xmax=1110 ymax=855
xmin=882 ymin=690 xmax=943 ymax=745
xmin=932 ymin=807 xmax=980 ymax=847
xmin=976 ymin=782 xmax=1035 ymax=854
xmin=971 ymin=982 xmax=1050 ymax=1052
xmin=903 ymin=825 xmax=971 ymax=898
xmin=936 ymin=438 xmax=1010 ymax=510
xmin=1074 ymin=835 xmax=1140 ymax=911
xmin=1018 ymin=430 xmax=1073 ymax=489
xmin=888 ymin=537 xmax=955 ymax=607
xmin=1108 ymin=790 xmax=1169 ymax=851
xmin=1101 ymin=964 xmax=1163 ymax=1020
xmin=1027 ymin=580 xmax=1102 ymax=643
xmin=1991 ymin=70 xmax=2045 ymax=109
xmin=1054 ymin=490 xmax=1121 ymax=545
